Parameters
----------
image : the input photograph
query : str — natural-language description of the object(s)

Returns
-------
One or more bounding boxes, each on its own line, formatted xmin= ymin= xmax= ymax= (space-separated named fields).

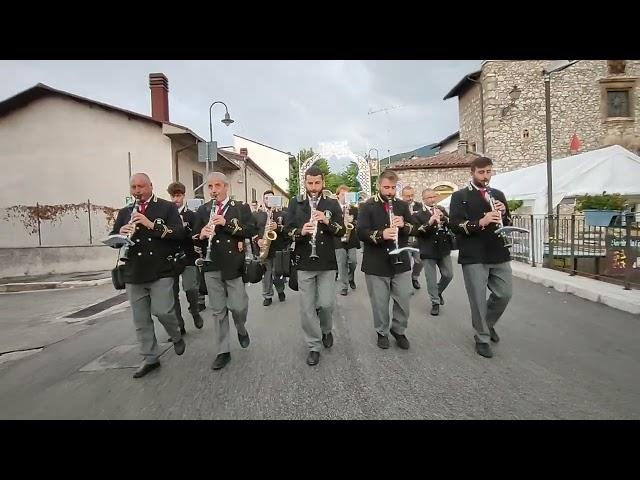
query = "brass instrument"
xmin=340 ymin=201 xmax=355 ymax=243
xmin=195 ymin=198 xmax=218 ymax=267
xmin=119 ymin=198 xmax=139 ymax=261
xmin=258 ymin=206 xmax=278 ymax=262
xmin=309 ymin=193 xmax=320 ymax=259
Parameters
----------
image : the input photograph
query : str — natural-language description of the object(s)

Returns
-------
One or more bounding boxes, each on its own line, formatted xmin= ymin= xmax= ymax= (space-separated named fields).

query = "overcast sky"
xmin=0 ymin=60 xmax=479 ymax=167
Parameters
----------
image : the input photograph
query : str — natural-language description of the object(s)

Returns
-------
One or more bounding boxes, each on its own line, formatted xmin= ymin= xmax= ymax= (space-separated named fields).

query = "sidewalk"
xmin=0 ymin=271 xmax=111 ymax=293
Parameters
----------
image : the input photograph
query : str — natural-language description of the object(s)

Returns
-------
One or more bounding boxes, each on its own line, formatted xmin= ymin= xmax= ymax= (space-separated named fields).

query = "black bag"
xmin=111 ymin=253 xmax=127 ymax=290
xmin=169 ymin=250 xmax=188 ymax=276
xmin=288 ymin=253 xmax=299 ymax=291
xmin=273 ymin=249 xmax=291 ymax=277
xmin=243 ymin=258 xmax=265 ymax=284
xmin=198 ymin=267 xmax=208 ymax=295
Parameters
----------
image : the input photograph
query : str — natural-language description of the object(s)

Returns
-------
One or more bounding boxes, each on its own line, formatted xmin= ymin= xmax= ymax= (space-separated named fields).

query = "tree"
xmin=341 ymin=161 xmax=362 ymax=192
xmin=287 ymin=148 xmax=316 ymax=197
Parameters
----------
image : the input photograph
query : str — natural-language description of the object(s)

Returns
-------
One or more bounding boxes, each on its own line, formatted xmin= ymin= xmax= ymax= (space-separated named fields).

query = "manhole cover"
xmin=65 ymin=293 xmax=128 ymax=318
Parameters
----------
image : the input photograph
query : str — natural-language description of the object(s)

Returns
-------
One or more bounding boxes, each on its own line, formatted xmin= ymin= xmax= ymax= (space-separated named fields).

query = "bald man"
xmin=194 ymin=172 xmax=258 ymax=371
xmin=401 ymin=185 xmax=424 ymax=291
xmin=109 ymin=173 xmax=186 ymax=379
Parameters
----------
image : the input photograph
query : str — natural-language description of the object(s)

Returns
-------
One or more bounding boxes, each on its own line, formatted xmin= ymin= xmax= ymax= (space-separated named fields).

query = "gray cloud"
xmin=0 ymin=60 xmax=480 ymax=168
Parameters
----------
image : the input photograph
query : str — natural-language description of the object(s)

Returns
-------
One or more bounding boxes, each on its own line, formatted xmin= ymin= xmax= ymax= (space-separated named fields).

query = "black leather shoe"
xmin=212 ymin=353 xmax=231 ymax=370
xmin=412 ymin=279 xmax=421 ymax=289
xmin=174 ymin=338 xmax=186 ymax=356
xmin=389 ymin=329 xmax=410 ymax=349
xmin=340 ymin=289 xmax=348 ymax=296
xmin=278 ymin=291 xmax=286 ymax=302
xmin=322 ymin=332 xmax=334 ymax=348
xmin=198 ymin=303 xmax=206 ymax=312
xmin=475 ymin=342 xmax=494 ymax=358
xmin=192 ymin=313 xmax=204 ymax=329
xmin=133 ymin=361 xmax=160 ymax=378
xmin=349 ymin=280 xmax=356 ymax=290
xmin=179 ymin=327 xmax=187 ymax=335
xmin=263 ymin=298 xmax=272 ymax=306
xmin=489 ymin=328 xmax=500 ymax=343
xmin=439 ymin=293 xmax=445 ymax=305
xmin=377 ymin=333 xmax=390 ymax=349
xmin=238 ymin=331 xmax=250 ymax=348
xmin=306 ymin=351 xmax=320 ymax=366
xmin=430 ymin=303 xmax=440 ymax=316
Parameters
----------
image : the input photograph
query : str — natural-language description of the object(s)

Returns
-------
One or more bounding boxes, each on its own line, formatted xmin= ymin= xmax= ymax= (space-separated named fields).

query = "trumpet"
xmin=309 ymin=193 xmax=320 ymax=259
xmin=258 ymin=206 xmax=278 ymax=262
xmin=119 ymin=198 xmax=139 ymax=262
xmin=340 ymin=201 xmax=355 ymax=243
xmin=195 ymin=198 xmax=218 ymax=267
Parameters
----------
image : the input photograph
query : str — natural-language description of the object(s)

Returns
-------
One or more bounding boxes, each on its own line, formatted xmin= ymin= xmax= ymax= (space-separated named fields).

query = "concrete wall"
xmin=174 ymin=145 xmax=206 ymax=199
xmin=0 ymin=95 xmax=175 ymax=209
xmin=0 ymin=245 xmax=115 ymax=278
xmin=233 ymin=136 xmax=290 ymax=194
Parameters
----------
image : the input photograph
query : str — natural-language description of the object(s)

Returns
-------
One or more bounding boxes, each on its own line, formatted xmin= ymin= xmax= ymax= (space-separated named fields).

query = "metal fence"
xmin=510 ymin=214 xmax=639 ymax=290
xmin=0 ymin=200 xmax=120 ymax=248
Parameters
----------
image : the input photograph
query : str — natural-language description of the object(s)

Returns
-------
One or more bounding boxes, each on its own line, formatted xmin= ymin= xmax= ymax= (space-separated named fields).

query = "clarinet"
xmin=485 ymin=185 xmax=511 ymax=248
xmin=309 ymin=193 xmax=319 ymax=259
xmin=388 ymin=198 xmax=403 ymax=265
xmin=196 ymin=198 xmax=218 ymax=267
xmin=119 ymin=198 xmax=139 ymax=262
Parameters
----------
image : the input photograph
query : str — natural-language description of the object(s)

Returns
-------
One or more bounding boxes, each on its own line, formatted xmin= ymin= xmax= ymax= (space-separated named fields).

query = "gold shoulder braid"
xmin=460 ymin=220 xmax=470 ymax=235
xmin=369 ymin=230 xmax=380 ymax=244
xmin=230 ymin=218 xmax=242 ymax=235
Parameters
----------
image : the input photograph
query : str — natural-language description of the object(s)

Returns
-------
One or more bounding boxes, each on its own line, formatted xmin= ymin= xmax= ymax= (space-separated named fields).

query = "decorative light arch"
xmin=298 ymin=142 xmax=371 ymax=198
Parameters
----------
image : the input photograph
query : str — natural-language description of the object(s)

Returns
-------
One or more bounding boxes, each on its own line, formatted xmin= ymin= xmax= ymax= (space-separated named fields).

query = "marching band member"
xmin=449 ymin=157 xmax=513 ymax=358
xmin=334 ymin=185 xmax=359 ymax=296
xmin=193 ymin=172 xmax=257 ymax=370
xmin=357 ymin=170 xmax=418 ymax=350
xmin=285 ymin=166 xmax=345 ymax=366
xmin=401 ymin=185 xmax=424 ymax=291
xmin=110 ymin=173 xmax=186 ymax=378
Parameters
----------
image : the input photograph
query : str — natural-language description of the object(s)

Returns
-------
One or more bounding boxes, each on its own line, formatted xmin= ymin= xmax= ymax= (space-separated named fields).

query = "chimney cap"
xmin=149 ymin=73 xmax=169 ymax=89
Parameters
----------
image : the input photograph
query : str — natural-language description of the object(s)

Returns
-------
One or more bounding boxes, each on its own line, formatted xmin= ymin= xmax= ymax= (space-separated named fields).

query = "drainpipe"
xmin=174 ymin=143 xmax=196 ymax=182
xmin=467 ymin=74 xmax=485 ymax=155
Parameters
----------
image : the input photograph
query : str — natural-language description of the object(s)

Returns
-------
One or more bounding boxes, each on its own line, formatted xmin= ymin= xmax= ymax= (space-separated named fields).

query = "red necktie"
xmin=384 ymin=203 xmax=390 ymax=213
xmin=216 ymin=202 xmax=224 ymax=215
xmin=138 ymin=201 xmax=148 ymax=215
xmin=479 ymin=188 xmax=490 ymax=203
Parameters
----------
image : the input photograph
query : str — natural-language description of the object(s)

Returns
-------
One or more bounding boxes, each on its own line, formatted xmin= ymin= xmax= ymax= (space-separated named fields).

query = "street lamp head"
xmin=509 ymin=85 xmax=521 ymax=102
xmin=221 ymin=112 xmax=234 ymax=126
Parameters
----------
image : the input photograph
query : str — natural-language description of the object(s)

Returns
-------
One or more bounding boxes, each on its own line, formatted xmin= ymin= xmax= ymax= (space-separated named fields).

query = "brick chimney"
xmin=457 ymin=139 xmax=468 ymax=155
xmin=239 ymin=148 xmax=248 ymax=156
xmin=149 ymin=73 xmax=169 ymax=123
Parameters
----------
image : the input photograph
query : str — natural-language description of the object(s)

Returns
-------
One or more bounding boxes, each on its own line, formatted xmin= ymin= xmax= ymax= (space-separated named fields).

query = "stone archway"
xmin=298 ymin=142 xmax=371 ymax=198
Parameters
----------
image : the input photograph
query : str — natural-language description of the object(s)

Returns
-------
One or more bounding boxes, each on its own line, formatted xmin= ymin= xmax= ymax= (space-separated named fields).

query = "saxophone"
xmin=258 ymin=207 xmax=278 ymax=262
xmin=340 ymin=201 xmax=355 ymax=243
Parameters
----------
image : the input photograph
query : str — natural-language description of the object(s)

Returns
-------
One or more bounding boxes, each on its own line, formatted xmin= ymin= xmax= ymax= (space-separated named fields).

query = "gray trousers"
xmin=204 ymin=271 xmax=249 ymax=355
xmin=461 ymin=262 xmax=513 ymax=344
xmin=365 ymin=272 xmax=411 ymax=336
xmin=298 ymin=270 xmax=337 ymax=352
xmin=173 ymin=266 xmax=200 ymax=329
xmin=126 ymin=277 xmax=181 ymax=365
xmin=262 ymin=257 xmax=285 ymax=299
xmin=410 ymin=248 xmax=423 ymax=279
xmin=423 ymin=255 xmax=454 ymax=305
xmin=335 ymin=247 xmax=357 ymax=291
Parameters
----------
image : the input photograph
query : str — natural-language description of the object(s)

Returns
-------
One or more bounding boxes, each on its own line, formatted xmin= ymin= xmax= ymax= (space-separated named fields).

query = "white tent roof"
xmin=439 ymin=145 xmax=640 ymax=214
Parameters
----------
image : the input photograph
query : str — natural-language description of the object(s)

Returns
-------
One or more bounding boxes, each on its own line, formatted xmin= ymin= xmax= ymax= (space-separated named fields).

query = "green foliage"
xmin=576 ymin=192 xmax=626 ymax=211
xmin=290 ymin=148 xmax=368 ymax=196
xmin=507 ymin=200 xmax=523 ymax=212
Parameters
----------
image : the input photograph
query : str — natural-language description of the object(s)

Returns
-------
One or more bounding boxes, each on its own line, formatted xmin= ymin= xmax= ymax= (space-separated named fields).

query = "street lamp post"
xmin=207 ymin=101 xmax=234 ymax=178
xmin=541 ymin=60 xmax=579 ymax=268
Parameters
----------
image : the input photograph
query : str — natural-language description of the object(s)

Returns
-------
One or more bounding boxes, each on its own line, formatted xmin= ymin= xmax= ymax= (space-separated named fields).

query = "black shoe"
xmin=475 ymin=342 xmax=494 ymax=358
xmin=349 ymin=280 xmax=356 ymax=290
xmin=179 ymin=327 xmax=187 ymax=335
xmin=412 ymin=279 xmax=421 ymax=289
xmin=389 ymin=329 xmax=410 ymax=350
xmin=192 ymin=313 xmax=204 ymax=329
xmin=198 ymin=303 xmax=206 ymax=312
xmin=340 ymin=289 xmax=348 ymax=296
xmin=263 ymin=298 xmax=272 ymax=306
xmin=489 ymin=327 xmax=500 ymax=343
xmin=173 ymin=338 xmax=186 ymax=356
xmin=430 ymin=303 xmax=440 ymax=316
xmin=278 ymin=291 xmax=286 ymax=302
xmin=377 ymin=333 xmax=390 ymax=349
xmin=306 ymin=351 xmax=320 ymax=366
xmin=439 ymin=293 xmax=444 ymax=305
xmin=133 ymin=361 xmax=160 ymax=378
xmin=211 ymin=353 xmax=231 ymax=370
xmin=322 ymin=332 xmax=334 ymax=348
xmin=238 ymin=331 xmax=250 ymax=348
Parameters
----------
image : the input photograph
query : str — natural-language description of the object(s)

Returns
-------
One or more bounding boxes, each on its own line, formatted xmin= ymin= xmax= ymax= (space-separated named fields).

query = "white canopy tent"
xmin=439 ymin=145 xmax=640 ymax=213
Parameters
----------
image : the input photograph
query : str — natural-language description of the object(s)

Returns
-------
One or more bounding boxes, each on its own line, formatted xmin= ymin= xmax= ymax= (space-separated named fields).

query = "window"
xmin=251 ymin=188 xmax=257 ymax=203
xmin=522 ymin=129 xmax=530 ymax=140
xmin=607 ymin=90 xmax=630 ymax=118
xmin=192 ymin=171 xmax=204 ymax=199
xmin=469 ymin=142 xmax=477 ymax=152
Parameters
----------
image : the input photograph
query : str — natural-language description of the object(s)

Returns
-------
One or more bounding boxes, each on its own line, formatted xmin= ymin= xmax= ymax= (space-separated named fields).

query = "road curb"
xmin=0 ymin=277 xmax=111 ymax=293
